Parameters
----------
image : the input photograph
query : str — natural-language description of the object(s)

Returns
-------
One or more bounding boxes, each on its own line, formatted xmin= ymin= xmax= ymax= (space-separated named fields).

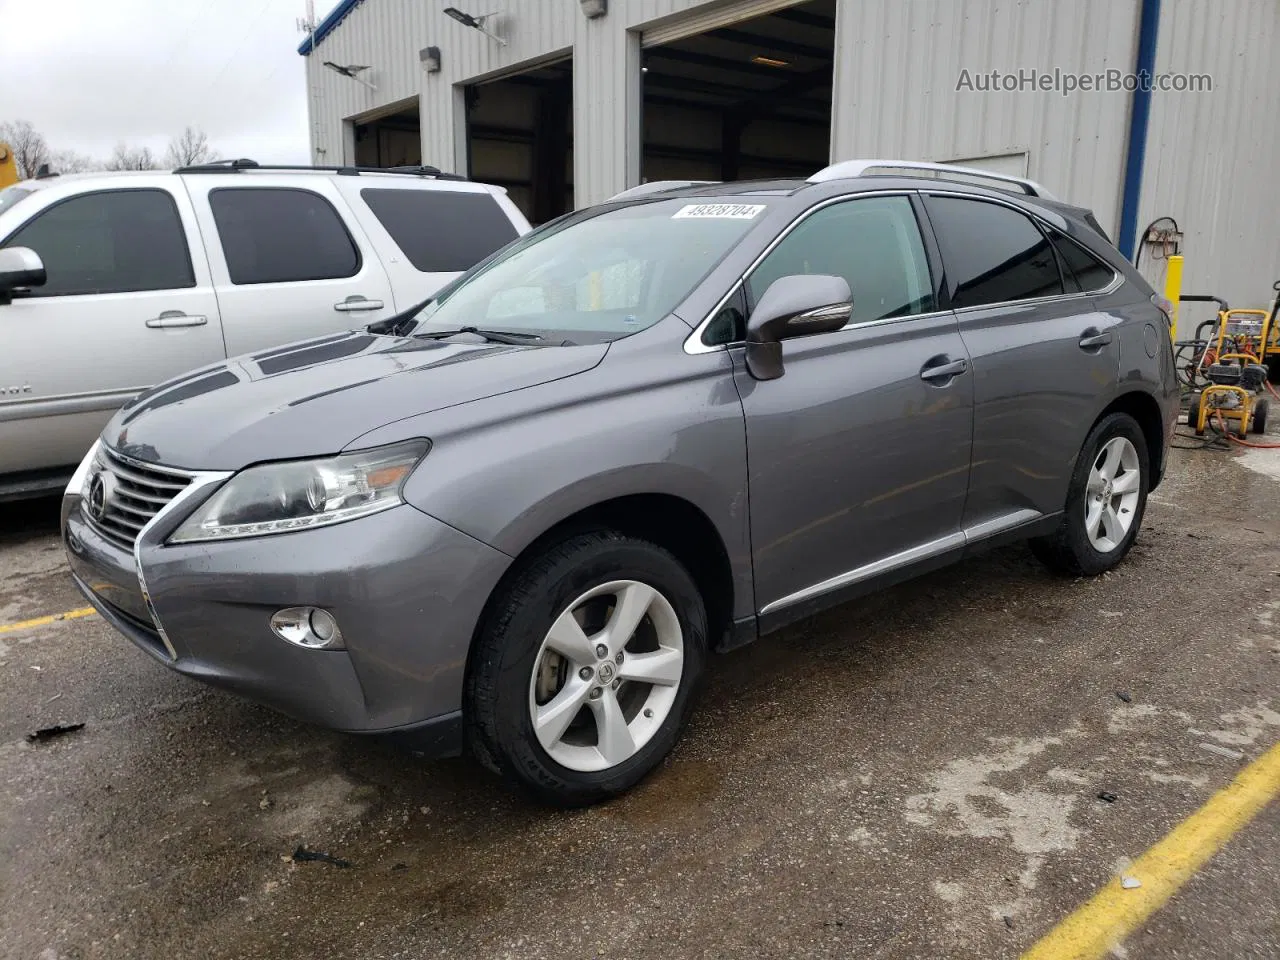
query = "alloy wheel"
xmin=1085 ymin=436 xmax=1141 ymax=552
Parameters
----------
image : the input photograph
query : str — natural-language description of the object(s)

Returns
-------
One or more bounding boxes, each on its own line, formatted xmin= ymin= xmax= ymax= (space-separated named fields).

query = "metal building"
xmin=301 ymin=0 xmax=1280 ymax=308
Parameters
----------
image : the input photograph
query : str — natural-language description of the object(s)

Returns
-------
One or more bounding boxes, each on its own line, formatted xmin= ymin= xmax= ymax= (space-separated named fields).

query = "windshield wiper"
xmin=416 ymin=326 xmax=544 ymax=345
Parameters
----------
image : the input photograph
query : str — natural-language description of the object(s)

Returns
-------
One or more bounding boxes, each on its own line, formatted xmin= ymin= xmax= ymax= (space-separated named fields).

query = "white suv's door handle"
xmin=334 ymin=296 xmax=385 ymax=313
xmin=146 ymin=311 xmax=208 ymax=329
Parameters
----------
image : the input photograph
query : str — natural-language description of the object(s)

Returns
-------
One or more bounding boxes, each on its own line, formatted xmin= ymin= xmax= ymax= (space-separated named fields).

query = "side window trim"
xmin=3 ymin=187 xmax=197 ymax=297
xmin=1044 ymin=225 xmax=1119 ymax=294
xmin=695 ymin=191 xmax=944 ymax=350
xmin=207 ymin=185 xmax=362 ymax=286
xmin=923 ymin=190 xmax=1122 ymax=313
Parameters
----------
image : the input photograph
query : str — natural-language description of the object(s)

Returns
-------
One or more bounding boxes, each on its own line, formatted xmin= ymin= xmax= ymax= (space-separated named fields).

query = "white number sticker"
xmin=671 ymin=203 xmax=766 ymax=220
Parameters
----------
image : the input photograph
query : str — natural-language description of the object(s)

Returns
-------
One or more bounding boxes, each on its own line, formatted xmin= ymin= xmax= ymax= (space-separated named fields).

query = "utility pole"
xmin=297 ymin=0 xmax=327 ymax=163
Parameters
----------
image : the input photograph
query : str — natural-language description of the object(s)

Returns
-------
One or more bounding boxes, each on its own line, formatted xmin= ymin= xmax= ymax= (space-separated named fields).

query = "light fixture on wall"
xmin=579 ymin=0 xmax=607 ymax=18
xmin=420 ymin=46 xmax=442 ymax=73
xmin=323 ymin=61 xmax=377 ymax=91
xmin=442 ymin=7 xmax=508 ymax=46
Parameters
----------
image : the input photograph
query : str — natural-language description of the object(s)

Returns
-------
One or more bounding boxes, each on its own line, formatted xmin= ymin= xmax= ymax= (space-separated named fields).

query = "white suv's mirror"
xmin=0 ymin=246 xmax=45 ymax=304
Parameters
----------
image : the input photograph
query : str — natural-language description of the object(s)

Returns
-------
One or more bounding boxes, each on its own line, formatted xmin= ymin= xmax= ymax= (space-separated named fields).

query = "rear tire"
xmin=1031 ymin=412 xmax=1150 ymax=577
xmin=1187 ymin=392 xmax=1203 ymax=435
xmin=1252 ymin=397 xmax=1269 ymax=435
xmin=465 ymin=532 xmax=708 ymax=807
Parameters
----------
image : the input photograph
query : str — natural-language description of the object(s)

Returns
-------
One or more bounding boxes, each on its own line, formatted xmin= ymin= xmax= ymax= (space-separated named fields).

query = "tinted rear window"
xmin=209 ymin=187 xmax=360 ymax=285
xmin=360 ymin=188 xmax=518 ymax=273
xmin=1047 ymin=227 xmax=1116 ymax=293
xmin=926 ymin=195 xmax=1064 ymax=308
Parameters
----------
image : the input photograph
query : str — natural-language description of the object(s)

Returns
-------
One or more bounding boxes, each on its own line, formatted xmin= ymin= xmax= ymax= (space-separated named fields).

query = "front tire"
xmin=1032 ymin=412 xmax=1150 ymax=576
xmin=465 ymin=532 xmax=708 ymax=806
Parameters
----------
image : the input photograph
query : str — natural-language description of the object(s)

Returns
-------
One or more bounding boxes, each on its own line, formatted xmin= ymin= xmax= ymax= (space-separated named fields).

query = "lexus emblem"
xmin=87 ymin=471 xmax=115 ymax=522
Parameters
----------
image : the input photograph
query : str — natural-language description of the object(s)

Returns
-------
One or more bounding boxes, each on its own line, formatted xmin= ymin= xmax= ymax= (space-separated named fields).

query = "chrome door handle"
xmin=920 ymin=357 xmax=968 ymax=382
xmin=1079 ymin=329 xmax=1113 ymax=350
xmin=334 ymin=296 xmax=385 ymax=312
xmin=146 ymin=311 xmax=208 ymax=329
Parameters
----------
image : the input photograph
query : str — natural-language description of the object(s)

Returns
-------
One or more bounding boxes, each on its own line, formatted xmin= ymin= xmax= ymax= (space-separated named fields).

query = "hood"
xmin=105 ymin=332 xmax=607 ymax=469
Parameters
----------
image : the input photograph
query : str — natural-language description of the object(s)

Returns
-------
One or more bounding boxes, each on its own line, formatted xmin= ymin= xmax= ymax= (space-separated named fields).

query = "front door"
xmin=0 ymin=181 xmax=226 ymax=477
xmin=733 ymin=194 xmax=974 ymax=619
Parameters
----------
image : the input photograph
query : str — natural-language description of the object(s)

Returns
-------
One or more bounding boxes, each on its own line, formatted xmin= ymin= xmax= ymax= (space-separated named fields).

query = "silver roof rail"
xmin=608 ymin=180 xmax=718 ymax=202
xmin=807 ymin=159 xmax=1056 ymax=200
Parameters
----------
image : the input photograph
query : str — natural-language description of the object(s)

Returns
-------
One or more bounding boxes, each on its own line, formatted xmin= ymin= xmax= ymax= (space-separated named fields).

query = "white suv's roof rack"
xmin=807 ymin=159 xmax=1056 ymax=200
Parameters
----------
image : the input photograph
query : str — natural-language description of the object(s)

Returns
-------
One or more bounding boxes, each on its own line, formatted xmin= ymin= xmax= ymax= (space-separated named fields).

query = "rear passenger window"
xmin=925 ymin=196 xmax=1064 ymax=308
xmin=360 ymin=188 xmax=518 ymax=273
xmin=1046 ymin=227 xmax=1116 ymax=293
xmin=209 ymin=188 xmax=359 ymax=285
xmin=5 ymin=189 xmax=194 ymax=296
xmin=745 ymin=195 xmax=935 ymax=328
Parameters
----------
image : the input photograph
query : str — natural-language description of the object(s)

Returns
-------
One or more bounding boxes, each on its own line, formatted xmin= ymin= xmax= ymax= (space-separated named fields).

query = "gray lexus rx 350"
xmin=62 ymin=161 xmax=1178 ymax=805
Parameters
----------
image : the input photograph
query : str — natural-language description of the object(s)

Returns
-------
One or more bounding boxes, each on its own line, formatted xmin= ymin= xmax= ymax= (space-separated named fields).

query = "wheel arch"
xmin=1091 ymin=390 xmax=1167 ymax=490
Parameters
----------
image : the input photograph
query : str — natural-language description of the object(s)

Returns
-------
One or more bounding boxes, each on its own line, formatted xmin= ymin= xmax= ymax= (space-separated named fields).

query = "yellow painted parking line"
xmin=1022 ymin=738 xmax=1280 ymax=960
xmin=0 ymin=607 xmax=97 ymax=635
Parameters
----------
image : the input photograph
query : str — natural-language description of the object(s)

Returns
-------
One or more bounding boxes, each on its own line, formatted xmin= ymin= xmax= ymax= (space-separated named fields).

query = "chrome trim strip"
xmin=132 ymin=467 xmax=231 ymax=660
xmin=757 ymin=509 xmax=1045 ymax=617
xmin=759 ymin=532 xmax=966 ymax=616
xmin=962 ymin=508 xmax=1043 ymax=541
xmin=0 ymin=387 xmax=144 ymax=422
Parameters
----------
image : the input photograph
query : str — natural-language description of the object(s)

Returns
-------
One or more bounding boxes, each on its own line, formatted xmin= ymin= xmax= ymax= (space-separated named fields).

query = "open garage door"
xmin=352 ymin=99 xmax=421 ymax=168
xmin=464 ymin=57 xmax=572 ymax=225
xmin=640 ymin=0 xmax=834 ymax=184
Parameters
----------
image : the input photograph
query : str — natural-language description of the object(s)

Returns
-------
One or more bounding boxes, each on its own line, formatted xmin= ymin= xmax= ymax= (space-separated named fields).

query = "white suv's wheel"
xmin=466 ymin=532 xmax=707 ymax=806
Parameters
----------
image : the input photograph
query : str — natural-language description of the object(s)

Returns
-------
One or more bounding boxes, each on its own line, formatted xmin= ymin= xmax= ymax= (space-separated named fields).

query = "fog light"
xmin=270 ymin=606 xmax=345 ymax=650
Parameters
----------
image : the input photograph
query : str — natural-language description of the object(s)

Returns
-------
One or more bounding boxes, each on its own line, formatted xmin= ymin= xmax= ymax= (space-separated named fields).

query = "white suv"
xmin=0 ymin=161 xmax=530 ymax=500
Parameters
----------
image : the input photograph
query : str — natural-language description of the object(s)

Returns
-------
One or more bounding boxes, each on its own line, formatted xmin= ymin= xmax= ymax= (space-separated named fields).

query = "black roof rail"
xmin=173 ymin=159 xmax=468 ymax=181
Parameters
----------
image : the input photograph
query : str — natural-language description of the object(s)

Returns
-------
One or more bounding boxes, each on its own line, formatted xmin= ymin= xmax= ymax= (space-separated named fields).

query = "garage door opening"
xmin=641 ymin=0 xmax=834 ymax=183
xmin=464 ymin=57 xmax=573 ymax=225
xmin=352 ymin=99 xmax=421 ymax=168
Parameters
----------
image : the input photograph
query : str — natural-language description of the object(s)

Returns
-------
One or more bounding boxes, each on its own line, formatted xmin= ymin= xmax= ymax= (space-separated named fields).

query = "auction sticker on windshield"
xmin=671 ymin=203 xmax=766 ymax=220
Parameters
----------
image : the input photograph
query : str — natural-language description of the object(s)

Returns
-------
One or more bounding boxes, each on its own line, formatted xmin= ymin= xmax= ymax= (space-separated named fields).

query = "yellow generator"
xmin=1187 ymin=306 xmax=1273 ymax=436
xmin=0 ymin=143 xmax=17 ymax=188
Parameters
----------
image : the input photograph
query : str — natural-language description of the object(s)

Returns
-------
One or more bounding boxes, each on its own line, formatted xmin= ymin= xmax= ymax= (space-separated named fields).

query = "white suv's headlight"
xmin=169 ymin=441 xmax=429 ymax=544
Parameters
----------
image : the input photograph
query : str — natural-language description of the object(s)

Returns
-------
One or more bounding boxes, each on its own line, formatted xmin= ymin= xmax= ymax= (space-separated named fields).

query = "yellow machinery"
xmin=1186 ymin=306 xmax=1273 ymax=436
xmin=0 ymin=143 xmax=17 ymax=188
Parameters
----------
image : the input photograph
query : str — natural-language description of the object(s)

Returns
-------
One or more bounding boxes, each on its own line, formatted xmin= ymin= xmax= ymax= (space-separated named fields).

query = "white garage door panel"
xmin=642 ymin=0 xmax=807 ymax=47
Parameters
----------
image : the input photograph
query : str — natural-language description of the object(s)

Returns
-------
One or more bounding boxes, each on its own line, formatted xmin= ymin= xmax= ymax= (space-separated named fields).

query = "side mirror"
xmin=744 ymin=274 xmax=852 ymax=380
xmin=0 ymin=247 xmax=45 ymax=305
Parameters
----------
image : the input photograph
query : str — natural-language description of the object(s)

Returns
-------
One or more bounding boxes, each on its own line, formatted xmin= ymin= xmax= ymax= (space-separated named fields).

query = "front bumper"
xmin=63 ymin=491 xmax=511 ymax=745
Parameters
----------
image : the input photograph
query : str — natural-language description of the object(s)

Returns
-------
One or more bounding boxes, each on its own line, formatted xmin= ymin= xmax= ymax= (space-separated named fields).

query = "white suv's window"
xmin=4 ymin=189 xmax=194 ymax=296
xmin=360 ymin=188 xmax=518 ymax=273
xmin=209 ymin=187 xmax=360 ymax=285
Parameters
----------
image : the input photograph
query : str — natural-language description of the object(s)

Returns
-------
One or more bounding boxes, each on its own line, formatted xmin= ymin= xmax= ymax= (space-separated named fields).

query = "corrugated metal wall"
xmin=831 ymin=0 xmax=1141 ymax=237
xmin=1140 ymin=0 xmax=1280 ymax=310
xmin=306 ymin=1 xmax=1279 ymax=308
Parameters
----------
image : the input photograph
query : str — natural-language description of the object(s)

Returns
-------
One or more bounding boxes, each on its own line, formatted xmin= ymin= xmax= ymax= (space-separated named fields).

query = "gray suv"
xmin=61 ymin=160 xmax=1178 ymax=806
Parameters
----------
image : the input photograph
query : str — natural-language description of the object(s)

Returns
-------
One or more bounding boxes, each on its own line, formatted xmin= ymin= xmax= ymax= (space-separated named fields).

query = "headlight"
xmin=169 ymin=440 xmax=428 ymax=543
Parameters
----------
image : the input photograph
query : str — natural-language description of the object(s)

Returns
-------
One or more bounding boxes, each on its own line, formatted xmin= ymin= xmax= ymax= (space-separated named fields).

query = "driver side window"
xmin=707 ymin=195 xmax=934 ymax=345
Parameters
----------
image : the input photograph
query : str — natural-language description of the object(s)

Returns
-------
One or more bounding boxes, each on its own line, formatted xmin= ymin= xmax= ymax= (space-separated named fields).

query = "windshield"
xmin=0 ymin=185 xmax=34 ymax=218
xmin=407 ymin=197 xmax=774 ymax=341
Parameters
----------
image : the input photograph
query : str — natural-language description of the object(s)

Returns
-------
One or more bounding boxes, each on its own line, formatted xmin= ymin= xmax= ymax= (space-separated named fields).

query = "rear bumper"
xmin=63 ymin=492 xmax=510 ymax=747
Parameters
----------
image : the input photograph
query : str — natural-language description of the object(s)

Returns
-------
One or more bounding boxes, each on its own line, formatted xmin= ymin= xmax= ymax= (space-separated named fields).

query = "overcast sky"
xmin=0 ymin=0 xmax=312 ymax=164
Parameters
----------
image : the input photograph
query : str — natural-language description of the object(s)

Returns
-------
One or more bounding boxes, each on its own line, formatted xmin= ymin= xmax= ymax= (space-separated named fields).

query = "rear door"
xmin=334 ymin=179 xmax=526 ymax=308
xmin=732 ymin=193 xmax=974 ymax=621
xmin=184 ymin=175 xmax=396 ymax=356
xmin=920 ymin=193 xmax=1121 ymax=532
xmin=0 ymin=179 xmax=225 ymax=477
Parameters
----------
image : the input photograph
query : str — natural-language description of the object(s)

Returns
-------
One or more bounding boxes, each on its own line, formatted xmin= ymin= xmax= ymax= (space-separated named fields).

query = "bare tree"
xmin=165 ymin=126 xmax=217 ymax=168
xmin=106 ymin=143 xmax=159 ymax=171
xmin=0 ymin=120 xmax=51 ymax=179
xmin=49 ymin=149 xmax=100 ymax=174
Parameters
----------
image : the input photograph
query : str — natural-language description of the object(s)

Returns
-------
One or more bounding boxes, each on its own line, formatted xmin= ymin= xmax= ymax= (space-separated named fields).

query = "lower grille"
xmin=84 ymin=447 xmax=194 ymax=550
